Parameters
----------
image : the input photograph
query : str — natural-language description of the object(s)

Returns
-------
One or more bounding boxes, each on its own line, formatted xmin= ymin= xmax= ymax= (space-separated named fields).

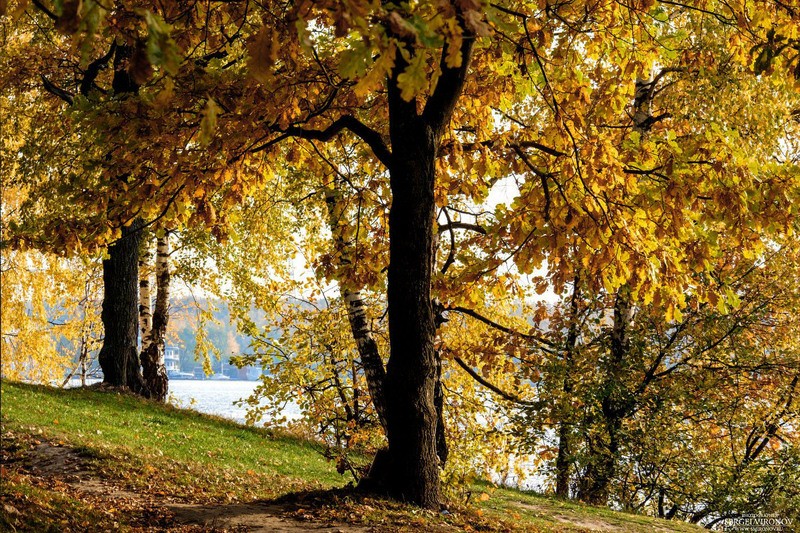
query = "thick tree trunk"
xmin=98 ymin=221 xmax=146 ymax=393
xmin=140 ymin=233 xmax=170 ymax=401
xmin=555 ymin=420 xmax=572 ymax=497
xmin=578 ymin=292 xmax=632 ymax=504
xmin=364 ymin=10 xmax=472 ymax=508
xmin=578 ymin=414 xmax=622 ymax=504
xmin=381 ymin=113 xmax=440 ymax=509
xmin=97 ymin=43 xmax=148 ymax=394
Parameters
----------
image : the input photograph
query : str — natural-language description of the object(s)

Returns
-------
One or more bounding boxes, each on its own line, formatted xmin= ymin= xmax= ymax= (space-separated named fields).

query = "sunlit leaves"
xmin=247 ymin=25 xmax=280 ymax=83
xmin=0 ymin=244 xmax=103 ymax=384
xmin=199 ymin=98 xmax=220 ymax=147
xmin=143 ymin=11 xmax=180 ymax=76
xmin=396 ymin=49 xmax=429 ymax=102
xmin=4 ymin=0 xmax=800 ymax=514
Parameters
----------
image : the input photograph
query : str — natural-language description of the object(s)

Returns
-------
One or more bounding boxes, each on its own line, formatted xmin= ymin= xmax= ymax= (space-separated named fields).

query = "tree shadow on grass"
xmin=168 ymin=487 xmax=379 ymax=532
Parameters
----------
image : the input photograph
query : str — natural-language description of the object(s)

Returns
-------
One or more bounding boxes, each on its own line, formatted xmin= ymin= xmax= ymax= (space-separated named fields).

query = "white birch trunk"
xmin=138 ymin=242 xmax=153 ymax=352
xmin=140 ymin=232 xmax=170 ymax=401
xmin=324 ymin=185 xmax=389 ymax=433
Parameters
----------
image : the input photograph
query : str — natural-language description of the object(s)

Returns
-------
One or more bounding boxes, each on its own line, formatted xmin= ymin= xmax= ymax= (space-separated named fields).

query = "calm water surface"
xmin=68 ymin=378 xmax=298 ymax=426
xmin=167 ymin=379 xmax=300 ymax=425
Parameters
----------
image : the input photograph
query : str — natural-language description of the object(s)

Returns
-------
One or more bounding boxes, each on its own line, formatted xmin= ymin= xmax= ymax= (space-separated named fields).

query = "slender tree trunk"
xmin=555 ymin=420 xmax=572 ymax=497
xmin=434 ymin=351 xmax=448 ymax=465
xmin=61 ymin=335 xmax=88 ymax=388
xmin=140 ymin=233 xmax=170 ymax=401
xmin=556 ymin=275 xmax=582 ymax=498
xmin=323 ymin=184 xmax=389 ymax=432
xmin=80 ymin=349 xmax=87 ymax=387
xmin=98 ymin=221 xmax=146 ymax=393
xmin=343 ymin=289 xmax=388 ymax=430
xmin=139 ymin=238 xmax=153 ymax=351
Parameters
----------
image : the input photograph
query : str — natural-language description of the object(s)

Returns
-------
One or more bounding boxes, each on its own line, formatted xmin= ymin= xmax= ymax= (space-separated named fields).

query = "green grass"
xmin=1 ymin=380 xmax=701 ymax=532
xmin=480 ymin=484 xmax=702 ymax=532
xmin=0 ymin=380 xmax=343 ymax=502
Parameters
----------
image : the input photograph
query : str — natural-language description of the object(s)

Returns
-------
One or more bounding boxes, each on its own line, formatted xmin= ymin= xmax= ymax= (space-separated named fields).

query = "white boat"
xmin=209 ymin=357 xmax=231 ymax=380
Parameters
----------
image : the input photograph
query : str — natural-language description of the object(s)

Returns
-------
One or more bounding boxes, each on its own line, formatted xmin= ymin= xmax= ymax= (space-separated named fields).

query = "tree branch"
xmin=251 ymin=116 xmax=392 ymax=168
xmin=440 ymin=208 xmax=457 ymax=275
xmin=655 ymin=0 xmax=735 ymax=25
xmin=453 ymin=356 xmax=538 ymax=406
xmin=441 ymin=138 xmax=567 ymax=159
xmin=447 ymin=305 xmax=556 ymax=349
xmin=437 ymin=221 xmax=487 ymax=234
xmin=41 ymin=75 xmax=74 ymax=105
xmin=80 ymin=42 xmax=117 ymax=96
xmin=422 ymin=9 xmax=475 ymax=135
xmin=515 ymin=140 xmax=568 ymax=158
xmin=31 ymin=0 xmax=58 ymax=20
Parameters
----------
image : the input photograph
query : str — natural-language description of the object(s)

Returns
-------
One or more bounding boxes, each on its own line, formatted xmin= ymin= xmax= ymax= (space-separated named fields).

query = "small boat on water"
xmin=209 ymin=357 xmax=231 ymax=380
xmin=167 ymin=370 xmax=196 ymax=380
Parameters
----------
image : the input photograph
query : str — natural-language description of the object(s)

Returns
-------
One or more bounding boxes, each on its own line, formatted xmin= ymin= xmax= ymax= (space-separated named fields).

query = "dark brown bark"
xmin=578 ymin=293 xmax=632 ymax=505
xmin=578 ymin=413 xmax=622 ymax=505
xmin=555 ymin=421 xmax=572 ymax=497
xmin=302 ymin=7 xmax=473 ymax=507
xmin=657 ymin=489 xmax=666 ymax=518
xmin=372 ymin=19 xmax=473 ymax=507
xmin=389 ymin=9 xmax=475 ymax=504
xmin=381 ymin=110 xmax=441 ymax=508
xmin=98 ymin=221 xmax=146 ymax=392
xmin=434 ymin=350 xmax=448 ymax=465
xmin=97 ymin=44 xmax=148 ymax=394
xmin=140 ymin=233 xmax=170 ymax=401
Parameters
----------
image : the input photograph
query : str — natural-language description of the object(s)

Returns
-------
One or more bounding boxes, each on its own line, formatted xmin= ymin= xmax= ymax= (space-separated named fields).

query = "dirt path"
xmin=515 ymin=502 xmax=619 ymax=531
xmin=513 ymin=502 xmax=685 ymax=532
xmin=169 ymin=501 xmax=369 ymax=532
xmin=4 ymin=436 xmax=372 ymax=532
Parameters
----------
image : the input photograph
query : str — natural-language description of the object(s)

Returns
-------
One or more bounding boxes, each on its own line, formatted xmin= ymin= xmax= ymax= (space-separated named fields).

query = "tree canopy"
xmin=2 ymin=0 xmax=799 ymax=519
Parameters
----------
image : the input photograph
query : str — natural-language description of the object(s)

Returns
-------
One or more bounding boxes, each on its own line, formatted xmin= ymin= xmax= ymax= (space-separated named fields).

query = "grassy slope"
xmin=0 ymin=381 xmax=700 ymax=532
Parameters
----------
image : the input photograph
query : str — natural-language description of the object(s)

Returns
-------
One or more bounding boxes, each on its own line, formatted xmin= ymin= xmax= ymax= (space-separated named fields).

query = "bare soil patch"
xmin=169 ymin=501 xmax=372 ymax=532
xmin=515 ymin=502 xmax=622 ymax=531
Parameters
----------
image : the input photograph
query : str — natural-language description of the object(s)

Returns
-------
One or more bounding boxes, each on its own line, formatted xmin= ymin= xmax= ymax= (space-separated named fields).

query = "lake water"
xmin=67 ymin=378 xmax=298 ymax=426
xmin=168 ymin=380 xmax=301 ymax=425
xmin=168 ymin=380 xmax=262 ymax=423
